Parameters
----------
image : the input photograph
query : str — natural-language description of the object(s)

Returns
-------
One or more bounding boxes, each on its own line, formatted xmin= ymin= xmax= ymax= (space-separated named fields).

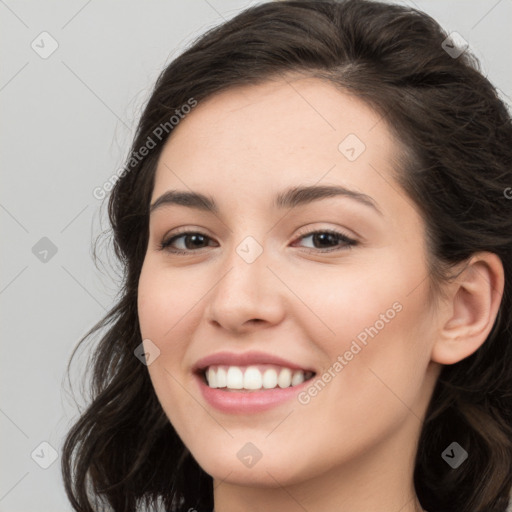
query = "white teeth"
xmin=277 ymin=368 xmax=292 ymax=388
xmin=207 ymin=367 xmax=217 ymax=388
xmin=291 ymin=370 xmax=305 ymax=386
xmin=226 ymin=366 xmax=244 ymax=389
xmin=262 ymin=368 xmax=278 ymax=389
xmin=216 ymin=366 xmax=227 ymax=388
xmin=243 ymin=366 xmax=262 ymax=390
xmin=204 ymin=365 xmax=312 ymax=390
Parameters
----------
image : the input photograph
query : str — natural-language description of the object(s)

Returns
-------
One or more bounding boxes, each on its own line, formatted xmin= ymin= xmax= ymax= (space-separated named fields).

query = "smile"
xmin=192 ymin=350 xmax=318 ymax=413
xmin=203 ymin=364 xmax=316 ymax=391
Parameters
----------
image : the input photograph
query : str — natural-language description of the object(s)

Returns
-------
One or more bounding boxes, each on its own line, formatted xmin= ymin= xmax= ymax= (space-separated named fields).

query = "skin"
xmin=137 ymin=75 xmax=504 ymax=512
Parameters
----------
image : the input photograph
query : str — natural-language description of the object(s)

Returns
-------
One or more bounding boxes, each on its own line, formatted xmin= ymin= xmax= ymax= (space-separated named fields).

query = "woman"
xmin=61 ymin=1 xmax=512 ymax=511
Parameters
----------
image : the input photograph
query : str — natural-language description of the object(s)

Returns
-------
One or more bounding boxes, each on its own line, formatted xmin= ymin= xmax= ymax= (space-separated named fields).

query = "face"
xmin=137 ymin=76 xmax=441 ymax=488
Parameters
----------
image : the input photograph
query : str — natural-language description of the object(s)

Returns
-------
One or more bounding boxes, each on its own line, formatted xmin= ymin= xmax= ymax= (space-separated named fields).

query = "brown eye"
xmin=160 ymin=231 xmax=216 ymax=254
xmin=293 ymin=230 xmax=357 ymax=253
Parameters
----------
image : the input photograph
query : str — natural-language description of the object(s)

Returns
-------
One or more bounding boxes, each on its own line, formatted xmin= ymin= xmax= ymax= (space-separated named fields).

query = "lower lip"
xmin=194 ymin=373 xmax=314 ymax=414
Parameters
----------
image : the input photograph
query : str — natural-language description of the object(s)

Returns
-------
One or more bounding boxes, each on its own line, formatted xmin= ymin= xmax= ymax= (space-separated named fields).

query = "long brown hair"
xmin=61 ymin=1 xmax=512 ymax=511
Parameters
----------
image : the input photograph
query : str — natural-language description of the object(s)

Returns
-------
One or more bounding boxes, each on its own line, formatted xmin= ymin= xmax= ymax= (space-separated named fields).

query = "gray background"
xmin=1 ymin=1 xmax=511 ymax=511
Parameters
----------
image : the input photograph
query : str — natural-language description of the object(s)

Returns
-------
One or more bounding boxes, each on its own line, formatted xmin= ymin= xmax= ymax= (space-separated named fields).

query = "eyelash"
xmin=158 ymin=228 xmax=357 ymax=255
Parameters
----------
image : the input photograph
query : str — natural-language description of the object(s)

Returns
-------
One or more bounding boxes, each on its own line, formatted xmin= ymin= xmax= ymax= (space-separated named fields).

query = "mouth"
xmin=192 ymin=350 xmax=318 ymax=412
xmin=196 ymin=364 xmax=317 ymax=392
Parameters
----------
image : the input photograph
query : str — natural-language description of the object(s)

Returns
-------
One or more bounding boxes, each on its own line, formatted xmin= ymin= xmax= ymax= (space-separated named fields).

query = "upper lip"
xmin=192 ymin=350 xmax=316 ymax=374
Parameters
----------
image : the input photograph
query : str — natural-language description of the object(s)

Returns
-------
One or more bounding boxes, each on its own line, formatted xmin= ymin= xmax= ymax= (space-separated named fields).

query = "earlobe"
xmin=431 ymin=252 xmax=504 ymax=365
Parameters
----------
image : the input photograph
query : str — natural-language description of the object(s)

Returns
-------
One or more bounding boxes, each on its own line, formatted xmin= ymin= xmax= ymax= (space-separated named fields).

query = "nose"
xmin=204 ymin=245 xmax=286 ymax=335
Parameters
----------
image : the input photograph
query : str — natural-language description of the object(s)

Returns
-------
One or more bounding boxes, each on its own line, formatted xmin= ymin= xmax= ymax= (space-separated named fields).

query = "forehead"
xmin=152 ymin=76 xmax=408 ymax=219
xmin=165 ymin=75 xmax=394 ymax=155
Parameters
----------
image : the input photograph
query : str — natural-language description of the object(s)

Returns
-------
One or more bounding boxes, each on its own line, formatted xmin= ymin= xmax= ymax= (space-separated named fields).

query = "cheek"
xmin=303 ymin=253 xmax=419 ymax=352
xmin=137 ymin=261 xmax=203 ymax=429
xmin=306 ymin=251 xmax=433 ymax=406
xmin=137 ymin=260 xmax=204 ymax=349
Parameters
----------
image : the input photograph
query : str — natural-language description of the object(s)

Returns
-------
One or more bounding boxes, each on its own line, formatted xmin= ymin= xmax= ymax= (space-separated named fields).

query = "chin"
xmin=193 ymin=445 xmax=310 ymax=488
xmin=205 ymin=463 xmax=297 ymax=487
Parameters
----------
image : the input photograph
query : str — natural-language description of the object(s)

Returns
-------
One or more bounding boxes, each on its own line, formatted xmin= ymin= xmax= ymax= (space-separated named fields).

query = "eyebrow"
xmin=149 ymin=185 xmax=382 ymax=216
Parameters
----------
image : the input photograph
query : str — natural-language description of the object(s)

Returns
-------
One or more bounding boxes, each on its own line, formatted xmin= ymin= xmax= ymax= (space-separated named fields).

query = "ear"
xmin=431 ymin=252 xmax=505 ymax=365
